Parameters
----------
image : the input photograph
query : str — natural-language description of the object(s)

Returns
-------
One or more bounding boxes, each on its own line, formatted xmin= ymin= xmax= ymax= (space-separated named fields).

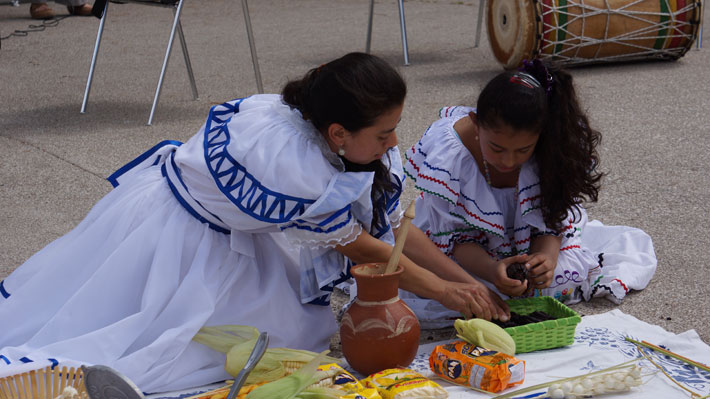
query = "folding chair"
xmin=364 ymin=0 xmax=486 ymax=66
xmin=81 ymin=0 xmax=263 ymax=125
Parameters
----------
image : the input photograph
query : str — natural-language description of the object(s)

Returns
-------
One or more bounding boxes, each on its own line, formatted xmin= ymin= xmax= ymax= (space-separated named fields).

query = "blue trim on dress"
xmin=107 ymin=140 xmax=183 ymax=188
xmin=167 ymin=154 xmax=228 ymax=228
xmin=281 ymin=219 xmax=352 ymax=234
xmin=518 ymin=182 xmax=539 ymax=195
xmin=370 ymin=174 xmax=403 ymax=239
xmin=306 ymin=263 xmax=353 ymax=306
xmin=312 ymin=205 xmax=351 ymax=227
xmin=0 ymin=280 xmax=8 ymax=299
xmin=161 ymin=162 xmax=231 ymax=235
xmin=202 ymin=99 xmax=317 ymax=224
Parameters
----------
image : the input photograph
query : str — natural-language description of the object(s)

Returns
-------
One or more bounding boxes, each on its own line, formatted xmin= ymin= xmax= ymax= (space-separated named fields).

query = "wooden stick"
xmin=635 ymin=344 xmax=704 ymax=398
xmin=384 ymin=199 xmax=416 ymax=274
xmin=625 ymin=337 xmax=710 ymax=373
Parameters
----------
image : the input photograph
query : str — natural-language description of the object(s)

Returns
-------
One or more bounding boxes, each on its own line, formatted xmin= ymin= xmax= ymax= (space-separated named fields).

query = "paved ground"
xmin=1 ymin=0 xmax=708 ymax=355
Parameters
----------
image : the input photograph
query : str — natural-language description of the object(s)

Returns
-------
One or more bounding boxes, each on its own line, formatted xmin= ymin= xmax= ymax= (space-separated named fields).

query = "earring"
xmin=338 ymin=147 xmax=346 ymax=156
xmin=475 ymin=135 xmax=479 ymax=141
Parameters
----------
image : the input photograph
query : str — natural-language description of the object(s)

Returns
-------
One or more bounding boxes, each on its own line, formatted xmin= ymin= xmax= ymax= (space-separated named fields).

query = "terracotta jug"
xmin=339 ymin=263 xmax=421 ymax=376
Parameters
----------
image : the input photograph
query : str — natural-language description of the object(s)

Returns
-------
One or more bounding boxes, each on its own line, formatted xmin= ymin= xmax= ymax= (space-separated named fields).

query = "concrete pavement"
xmin=1 ymin=0 xmax=708 ymax=349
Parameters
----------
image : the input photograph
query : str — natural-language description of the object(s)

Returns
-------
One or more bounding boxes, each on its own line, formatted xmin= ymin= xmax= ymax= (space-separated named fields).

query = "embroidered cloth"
xmin=124 ymin=310 xmax=710 ymax=398
xmin=405 ymin=310 xmax=710 ymax=398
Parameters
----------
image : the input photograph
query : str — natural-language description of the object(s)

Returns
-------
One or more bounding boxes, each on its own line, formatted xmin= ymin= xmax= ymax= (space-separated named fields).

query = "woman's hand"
xmin=436 ymin=279 xmax=510 ymax=321
xmin=491 ymin=254 xmax=530 ymax=297
xmin=524 ymin=251 xmax=556 ymax=292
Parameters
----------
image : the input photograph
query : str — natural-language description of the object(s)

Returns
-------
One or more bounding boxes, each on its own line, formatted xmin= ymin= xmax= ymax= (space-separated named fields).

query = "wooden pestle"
xmin=384 ymin=199 xmax=417 ymax=274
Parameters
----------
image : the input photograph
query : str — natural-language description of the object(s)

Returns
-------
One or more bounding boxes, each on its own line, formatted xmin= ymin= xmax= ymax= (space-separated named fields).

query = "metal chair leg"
xmin=396 ymin=0 xmax=410 ymax=65
xmin=81 ymin=0 xmax=109 ymax=114
xmin=148 ymin=0 xmax=186 ymax=126
xmin=697 ymin=0 xmax=703 ymax=49
xmin=475 ymin=0 xmax=485 ymax=47
xmin=241 ymin=0 xmax=264 ymax=94
xmin=176 ymin=16 xmax=198 ymax=100
xmin=365 ymin=0 xmax=374 ymax=53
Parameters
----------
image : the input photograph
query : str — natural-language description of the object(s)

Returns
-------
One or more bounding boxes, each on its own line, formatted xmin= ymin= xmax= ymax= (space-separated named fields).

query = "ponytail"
xmin=532 ymin=64 xmax=603 ymax=230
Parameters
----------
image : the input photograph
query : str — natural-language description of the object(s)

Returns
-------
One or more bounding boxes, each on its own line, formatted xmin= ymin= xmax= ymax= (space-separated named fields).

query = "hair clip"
xmin=510 ymin=73 xmax=541 ymax=90
xmin=520 ymin=59 xmax=553 ymax=95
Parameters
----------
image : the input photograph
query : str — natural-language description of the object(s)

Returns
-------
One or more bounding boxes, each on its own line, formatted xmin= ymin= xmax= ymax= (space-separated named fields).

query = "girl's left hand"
xmin=524 ymin=252 xmax=555 ymax=292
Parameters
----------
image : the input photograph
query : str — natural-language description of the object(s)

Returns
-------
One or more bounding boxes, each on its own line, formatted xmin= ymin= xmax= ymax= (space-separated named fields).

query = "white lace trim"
xmin=286 ymin=221 xmax=363 ymax=250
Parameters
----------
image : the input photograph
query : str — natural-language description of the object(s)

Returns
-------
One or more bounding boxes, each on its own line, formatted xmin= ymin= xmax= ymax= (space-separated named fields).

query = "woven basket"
xmin=0 ymin=365 xmax=88 ymax=399
xmin=504 ymin=296 xmax=582 ymax=354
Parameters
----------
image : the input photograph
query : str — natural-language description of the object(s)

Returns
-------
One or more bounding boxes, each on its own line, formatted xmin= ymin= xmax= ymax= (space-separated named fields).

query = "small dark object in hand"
xmin=506 ymin=262 xmax=528 ymax=282
xmin=494 ymin=310 xmax=557 ymax=328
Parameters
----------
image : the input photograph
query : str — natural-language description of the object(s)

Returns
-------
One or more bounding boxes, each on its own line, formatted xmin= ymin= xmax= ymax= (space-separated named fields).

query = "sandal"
xmin=67 ymin=3 xmax=93 ymax=16
xmin=30 ymin=3 xmax=56 ymax=19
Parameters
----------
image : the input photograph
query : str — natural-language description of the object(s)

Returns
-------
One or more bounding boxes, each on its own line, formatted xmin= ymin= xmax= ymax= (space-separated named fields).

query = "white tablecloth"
xmin=147 ymin=310 xmax=710 ymax=399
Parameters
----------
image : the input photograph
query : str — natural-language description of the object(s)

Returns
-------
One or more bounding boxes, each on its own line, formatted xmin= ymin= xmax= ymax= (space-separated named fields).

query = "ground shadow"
xmin=1 ymin=99 xmax=206 ymax=133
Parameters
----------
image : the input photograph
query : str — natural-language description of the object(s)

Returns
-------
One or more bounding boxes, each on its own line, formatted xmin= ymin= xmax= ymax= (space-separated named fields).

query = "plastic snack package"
xmin=429 ymin=340 xmax=525 ymax=393
xmin=339 ymin=388 xmax=383 ymax=399
xmin=315 ymin=363 xmax=366 ymax=392
xmin=362 ymin=368 xmax=448 ymax=399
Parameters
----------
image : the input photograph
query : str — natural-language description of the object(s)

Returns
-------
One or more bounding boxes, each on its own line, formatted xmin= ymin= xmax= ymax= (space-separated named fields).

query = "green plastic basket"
xmin=504 ymin=296 xmax=582 ymax=354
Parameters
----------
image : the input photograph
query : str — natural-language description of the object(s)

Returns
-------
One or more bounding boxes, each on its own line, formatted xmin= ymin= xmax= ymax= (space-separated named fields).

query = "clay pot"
xmin=339 ymin=263 xmax=421 ymax=376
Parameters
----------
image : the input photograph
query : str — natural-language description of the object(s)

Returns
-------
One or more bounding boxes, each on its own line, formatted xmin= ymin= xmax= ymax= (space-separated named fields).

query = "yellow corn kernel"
xmin=282 ymin=361 xmax=308 ymax=375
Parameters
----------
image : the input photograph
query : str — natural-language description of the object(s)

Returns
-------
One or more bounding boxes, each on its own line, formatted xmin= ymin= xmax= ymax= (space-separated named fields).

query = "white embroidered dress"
xmin=401 ymin=106 xmax=656 ymax=328
xmin=0 ymin=95 xmax=404 ymax=393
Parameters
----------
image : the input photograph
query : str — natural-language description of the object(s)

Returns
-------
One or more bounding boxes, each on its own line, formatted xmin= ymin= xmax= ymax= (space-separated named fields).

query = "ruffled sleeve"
xmin=174 ymin=95 xmax=371 ymax=248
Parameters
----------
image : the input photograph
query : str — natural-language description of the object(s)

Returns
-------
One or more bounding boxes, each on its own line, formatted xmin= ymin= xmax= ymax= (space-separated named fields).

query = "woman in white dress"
xmin=0 ymin=53 xmax=508 ymax=393
xmin=401 ymin=60 xmax=657 ymax=327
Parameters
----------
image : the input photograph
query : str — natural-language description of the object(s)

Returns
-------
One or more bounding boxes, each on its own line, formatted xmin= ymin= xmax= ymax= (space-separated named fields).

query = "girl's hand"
xmin=524 ymin=251 xmax=555 ymax=292
xmin=492 ymin=254 xmax=530 ymax=297
xmin=436 ymin=279 xmax=510 ymax=321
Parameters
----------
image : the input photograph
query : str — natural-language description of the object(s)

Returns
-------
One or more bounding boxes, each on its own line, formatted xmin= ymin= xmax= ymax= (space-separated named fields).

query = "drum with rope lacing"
xmin=487 ymin=0 xmax=703 ymax=68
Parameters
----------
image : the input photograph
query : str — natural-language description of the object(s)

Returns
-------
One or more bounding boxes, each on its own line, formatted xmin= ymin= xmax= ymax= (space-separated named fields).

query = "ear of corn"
xmin=193 ymin=325 xmax=339 ymax=385
xmin=294 ymin=387 xmax=344 ymax=399
xmin=454 ymin=318 xmax=516 ymax=356
xmin=246 ymin=351 xmax=332 ymax=399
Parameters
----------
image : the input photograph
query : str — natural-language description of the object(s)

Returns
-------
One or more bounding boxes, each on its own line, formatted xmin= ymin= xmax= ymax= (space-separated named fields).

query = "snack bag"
xmin=429 ymin=340 xmax=525 ymax=393
xmin=339 ymin=388 xmax=383 ymax=399
xmin=316 ymin=363 xmax=365 ymax=392
xmin=362 ymin=368 xmax=448 ymax=399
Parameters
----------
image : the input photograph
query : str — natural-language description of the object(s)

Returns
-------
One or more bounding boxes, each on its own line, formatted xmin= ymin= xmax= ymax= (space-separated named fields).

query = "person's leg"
xmin=54 ymin=0 xmax=93 ymax=16
xmin=30 ymin=0 xmax=55 ymax=19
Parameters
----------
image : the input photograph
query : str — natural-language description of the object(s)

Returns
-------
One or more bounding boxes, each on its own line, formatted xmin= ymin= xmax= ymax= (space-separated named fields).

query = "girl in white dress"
xmin=401 ymin=60 xmax=657 ymax=327
xmin=0 ymin=53 xmax=508 ymax=393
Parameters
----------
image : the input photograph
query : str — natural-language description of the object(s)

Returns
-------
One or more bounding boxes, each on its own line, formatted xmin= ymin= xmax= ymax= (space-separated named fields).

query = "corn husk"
xmin=246 ymin=351 xmax=333 ymax=399
xmin=193 ymin=325 xmax=338 ymax=385
xmin=295 ymin=387 xmax=344 ymax=399
xmin=454 ymin=318 xmax=516 ymax=356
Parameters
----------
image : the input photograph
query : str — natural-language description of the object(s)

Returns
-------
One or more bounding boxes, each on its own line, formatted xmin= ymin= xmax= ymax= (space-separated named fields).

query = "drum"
xmin=487 ymin=0 xmax=703 ymax=68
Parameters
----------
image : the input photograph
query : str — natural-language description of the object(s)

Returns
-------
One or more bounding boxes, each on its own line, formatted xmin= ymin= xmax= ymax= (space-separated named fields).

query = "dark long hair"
xmin=476 ymin=63 xmax=603 ymax=231
xmin=282 ymin=52 xmax=407 ymax=226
